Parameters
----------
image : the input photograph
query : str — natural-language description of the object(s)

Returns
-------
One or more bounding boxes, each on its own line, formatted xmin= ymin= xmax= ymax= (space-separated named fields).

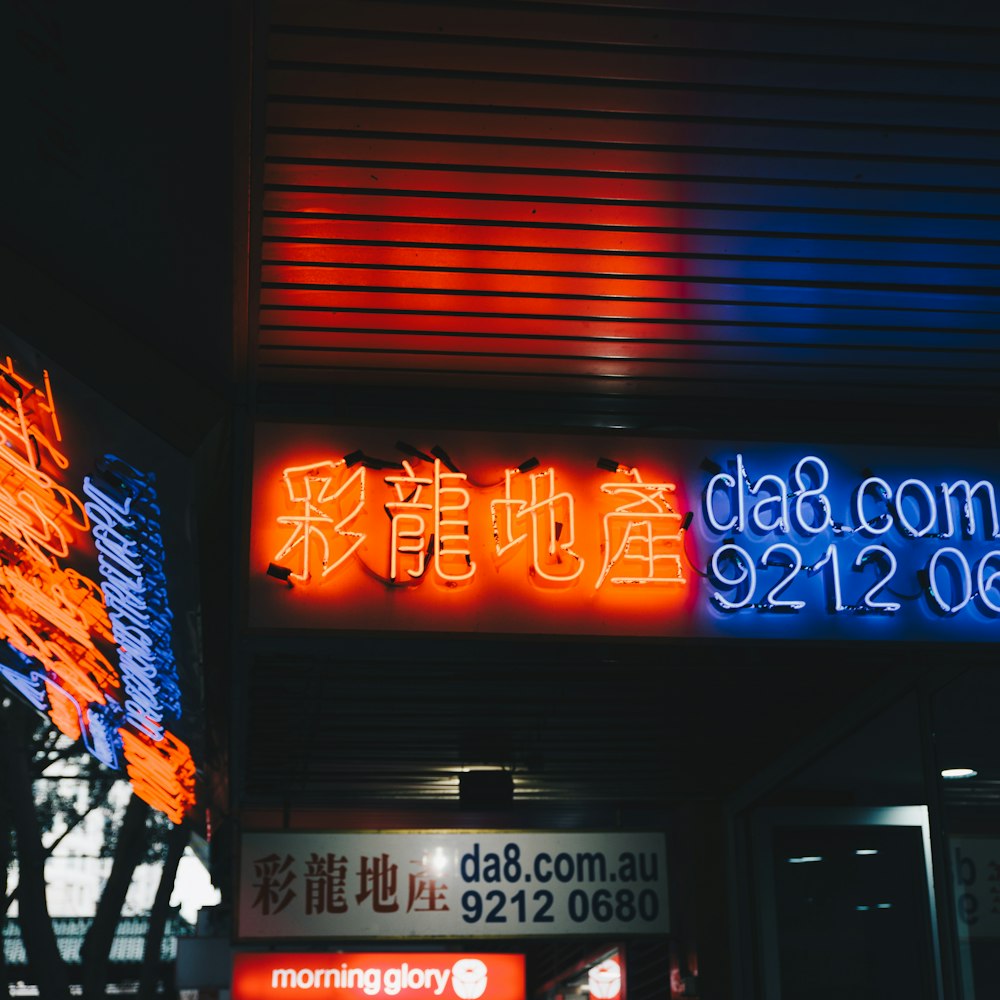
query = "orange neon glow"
xmin=595 ymin=467 xmax=685 ymax=589
xmin=3 ymin=562 xmax=113 ymax=645
xmin=273 ymin=459 xmax=366 ymax=582
xmin=249 ymin=425 xmax=701 ymax=636
xmin=119 ymin=728 xmax=197 ymax=824
xmin=492 ymin=466 xmax=584 ymax=585
xmin=0 ymin=361 xmax=196 ymax=819
xmin=44 ymin=681 xmax=84 ymax=741
xmin=0 ymin=356 xmax=70 ymax=468
xmin=0 ymin=457 xmax=85 ymax=561
xmin=386 ymin=458 xmax=476 ymax=583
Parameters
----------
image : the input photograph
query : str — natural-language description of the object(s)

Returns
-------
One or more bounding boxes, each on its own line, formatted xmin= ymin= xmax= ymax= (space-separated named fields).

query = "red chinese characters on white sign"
xmin=238 ymin=831 xmax=670 ymax=939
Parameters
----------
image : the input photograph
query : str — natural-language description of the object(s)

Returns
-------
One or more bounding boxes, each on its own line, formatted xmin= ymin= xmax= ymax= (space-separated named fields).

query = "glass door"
xmin=751 ymin=806 xmax=943 ymax=1000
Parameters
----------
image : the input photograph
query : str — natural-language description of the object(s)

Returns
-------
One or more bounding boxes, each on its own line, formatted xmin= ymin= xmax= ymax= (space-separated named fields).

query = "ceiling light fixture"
xmin=941 ymin=766 xmax=978 ymax=780
xmin=459 ymin=769 xmax=514 ymax=810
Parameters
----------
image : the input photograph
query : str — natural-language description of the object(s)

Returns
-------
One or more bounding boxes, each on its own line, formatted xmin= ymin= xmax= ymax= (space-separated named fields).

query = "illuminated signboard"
xmin=232 ymin=952 xmax=526 ymax=1000
xmin=249 ymin=424 xmax=1000 ymax=642
xmin=0 ymin=340 xmax=199 ymax=821
xmin=237 ymin=830 xmax=668 ymax=939
xmin=950 ymin=836 xmax=1000 ymax=940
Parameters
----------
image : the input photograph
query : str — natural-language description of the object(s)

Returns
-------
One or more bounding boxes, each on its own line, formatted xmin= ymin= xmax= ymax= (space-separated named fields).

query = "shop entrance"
xmin=751 ymin=806 xmax=940 ymax=1000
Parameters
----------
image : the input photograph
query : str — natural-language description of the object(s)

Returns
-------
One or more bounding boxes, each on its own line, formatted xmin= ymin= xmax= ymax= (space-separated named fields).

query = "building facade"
xmin=2 ymin=1 xmax=999 ymax=998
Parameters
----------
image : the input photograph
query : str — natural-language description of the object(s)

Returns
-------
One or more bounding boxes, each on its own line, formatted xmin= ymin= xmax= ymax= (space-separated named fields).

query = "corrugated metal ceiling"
xmin=247 ymin=0 xmax=1000 ymax=412
xmin=238 ymin=639 xmax=892 ymax=811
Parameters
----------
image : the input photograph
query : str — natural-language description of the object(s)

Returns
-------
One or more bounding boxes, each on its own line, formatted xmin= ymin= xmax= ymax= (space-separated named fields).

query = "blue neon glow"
xmin=82 ymin=699 xmax=125 ymax=769
xmin=793 ymin=456 xmax=833 ymax=536
xmin=84 ymin=455 xmax=182 ymax=741
xmin=695 ymin=445 xmax=1000 ymax=640
xmin=0 ymin=653 xmax=49 ymax=713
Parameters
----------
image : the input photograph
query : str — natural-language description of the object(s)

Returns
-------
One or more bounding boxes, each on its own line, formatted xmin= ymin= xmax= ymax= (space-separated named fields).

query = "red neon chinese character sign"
xmin=250 ymin=425 xmax=698 ymax=636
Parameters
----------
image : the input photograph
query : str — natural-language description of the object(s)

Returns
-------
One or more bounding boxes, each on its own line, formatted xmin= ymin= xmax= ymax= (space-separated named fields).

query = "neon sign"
xmin=83 ymin=457 xmax=182 ymax=741
xmin=232 ymin=952 xmax=526 ymax=1000
xmin=249 ymin=424 xmax=1000 ymax=642
xmin=0 ymin=355 xmax=195 ymax=821
xmin=270 ymin=456 xmax=684 ymax=592
xmin=704 ymin=453 xmax=1000 ymax=620
xmin=250 ymin=425 xmax=694 ymax=636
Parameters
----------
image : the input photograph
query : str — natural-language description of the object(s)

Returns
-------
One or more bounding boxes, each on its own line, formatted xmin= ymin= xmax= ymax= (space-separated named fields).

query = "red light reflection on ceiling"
xmin=258 ymin=153 xmax=687 ymax=378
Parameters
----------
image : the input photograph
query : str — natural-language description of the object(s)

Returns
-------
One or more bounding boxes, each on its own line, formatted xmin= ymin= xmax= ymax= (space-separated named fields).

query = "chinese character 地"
xmin=491 ymin=466 xmax=584 ymax=583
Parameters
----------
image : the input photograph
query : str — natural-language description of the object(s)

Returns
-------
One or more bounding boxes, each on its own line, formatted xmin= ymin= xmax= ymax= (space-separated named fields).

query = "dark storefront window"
xmin=932 ymin=666 xmax=1000 ymax=1000
xmin=752 ymin=807 xmax=940 ymax=999
xmin=738 ymin=686 xmax=953 ymax=999
xmin=736 ymin=665 xmax=1000 ymax=1000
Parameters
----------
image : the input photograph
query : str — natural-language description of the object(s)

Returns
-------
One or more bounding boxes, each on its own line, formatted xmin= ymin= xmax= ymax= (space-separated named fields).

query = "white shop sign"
xmin=951 ymin=836 xmax=1000 ymax=939
xmin=237 ymin=830 xmax=669 ymax=939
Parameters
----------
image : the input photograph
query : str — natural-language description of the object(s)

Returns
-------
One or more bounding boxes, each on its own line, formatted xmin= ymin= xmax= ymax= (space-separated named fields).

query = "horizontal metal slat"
xmin=260 ymin=258 xmax=997 ymax=296
xmin=258 ymin=303 xmax=999 ymax=336
xmin=523 ymin=0 xmax=1000 ymax=31
xmin=261 ymin=191 xmax=1000 ymax=242
xmin=254 ymin=347 xmax=999 ymax=392
xmin=261 ymin=242 xmax=1000 ymax=281
xmin=272 ymin=0 xmax=1000 ymax=57
xmin=266 ymin=32 xmax=1000 ymax=99
xmin=258 ymin=293 xmax=999 ymax=334
xmin=250 ymin=359 xmax=1000 ymax=408
xmin=263 ymin=161 xmax=1000 ymax=220
xmin=257 ymin=328 xmax=1000 ymax=366
xmin=266 ymin=68 xmax=1000 ymax=131
xmin=265 ymin=102 xmax=1000 ymax=161
xmin=262 ymin=218 xmax=1000 ymax=269
xmin=258 ymin=278 xmax=997 ymax=315
xmin=266 ymin=133 xmax=1000 ymax=189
